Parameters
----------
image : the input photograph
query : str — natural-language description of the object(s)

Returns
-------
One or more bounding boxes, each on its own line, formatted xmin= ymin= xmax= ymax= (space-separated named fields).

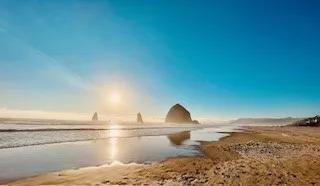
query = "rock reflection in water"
xmin=167 ymin=131 xmax=190 ymax=146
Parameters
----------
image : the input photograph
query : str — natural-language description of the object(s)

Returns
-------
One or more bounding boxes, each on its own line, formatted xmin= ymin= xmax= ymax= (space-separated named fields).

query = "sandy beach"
xmin=8 ymin=126 xmax=320 ymax=185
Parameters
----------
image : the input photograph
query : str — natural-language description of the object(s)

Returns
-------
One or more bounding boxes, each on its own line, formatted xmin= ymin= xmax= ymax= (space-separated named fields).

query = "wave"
xmin=0 ymin=131 xmax=197 ymax=149
xmin=0 ymin=139 xmax=94 ymax=149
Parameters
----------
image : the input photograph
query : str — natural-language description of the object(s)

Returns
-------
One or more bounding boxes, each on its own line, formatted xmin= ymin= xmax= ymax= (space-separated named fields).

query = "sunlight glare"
xmin=109 ymin=93 xmax=121 ymax=104
xmin=110 ymin=138 xmax=117 ymax=160
xmin=109 ymin=126 xmax=119 ymax=160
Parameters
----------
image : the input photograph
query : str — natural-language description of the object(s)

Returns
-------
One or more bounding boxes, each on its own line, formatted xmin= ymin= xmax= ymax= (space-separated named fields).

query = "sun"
xmin=109 ymin=93 xmax=121 ymax=104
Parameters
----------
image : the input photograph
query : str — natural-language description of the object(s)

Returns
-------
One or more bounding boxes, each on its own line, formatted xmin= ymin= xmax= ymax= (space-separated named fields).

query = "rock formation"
xmin=192 ymin=120 xmax=200 ymax=124
xmin=291 ymin=115 xmax=320 ymax=127
xmin=165 ymin=104 xmax=199 ymax=124
xmin=92 ymin=112 xmax=98 ymax=121
xmin=137 ymin=112 xmax=144 ymax=123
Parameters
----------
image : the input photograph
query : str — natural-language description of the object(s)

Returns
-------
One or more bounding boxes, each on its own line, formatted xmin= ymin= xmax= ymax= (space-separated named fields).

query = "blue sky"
xmin=0 ymin=0 xmax=319 ymax=120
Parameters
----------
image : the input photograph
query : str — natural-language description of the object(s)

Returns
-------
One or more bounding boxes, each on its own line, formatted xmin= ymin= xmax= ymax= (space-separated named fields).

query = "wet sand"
xmin=9 ymin=126 xmax=320 ymax=185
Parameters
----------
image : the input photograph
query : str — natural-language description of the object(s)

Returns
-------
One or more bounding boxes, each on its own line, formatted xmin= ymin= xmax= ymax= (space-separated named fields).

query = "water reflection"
xmin=109 ymin=138 xmax=117 ymax=159
xmin=0 ymin=126 xmax=237 ymax=183
xmin=108 ymin=127 xmax=120 ymax=160
xmin=167 ymin=131 xmax=190 ymax=146
xmin=167 ymin=128 xmax=234 ymax=146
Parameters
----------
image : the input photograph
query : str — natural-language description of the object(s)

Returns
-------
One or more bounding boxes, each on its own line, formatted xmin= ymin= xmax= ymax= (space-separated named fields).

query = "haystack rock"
xmin=137 ymin=112 xmax=144 ymax=123
xmin=92 ymin=112 xmax=98 ymax=121
xmin=165 ymin=104 xmax=199 ymax=124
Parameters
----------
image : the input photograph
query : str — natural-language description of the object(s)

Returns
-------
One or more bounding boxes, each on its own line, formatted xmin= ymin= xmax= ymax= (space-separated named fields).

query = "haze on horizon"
xmin=0 ymin=0 xmax=319 ymax=121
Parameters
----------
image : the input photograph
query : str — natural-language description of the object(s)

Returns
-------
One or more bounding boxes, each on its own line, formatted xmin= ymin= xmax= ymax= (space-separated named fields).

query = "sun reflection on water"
xmin=109 ymin=125 xmax=120 ymax=160
xmin=110 ymin=137 xmax=117 ymax=159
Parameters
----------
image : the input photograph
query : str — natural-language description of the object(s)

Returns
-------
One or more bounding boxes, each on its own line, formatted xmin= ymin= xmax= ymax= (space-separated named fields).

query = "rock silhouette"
xmin=291 ymin=115 xmax=320 ymax=127
xmin=92 ymin=112 xmax=98 ymax=121
xmin=192 ymin=120 xmax=200 ymax=124
xmin=165 ymin=104 xmax=199 ymax=124
xmin=137 ymin=112 xmax=144 ymax=123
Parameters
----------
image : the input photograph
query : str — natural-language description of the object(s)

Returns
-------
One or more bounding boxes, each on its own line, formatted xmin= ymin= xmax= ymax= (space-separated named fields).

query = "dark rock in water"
xmin=137 ymin=112 xmax=144 ymax=123
xmin=92 ymin=112 xmax=98 ymax=121
xmin=165 ymin=104 xmax=199 ymax=124
xmin=291 ymin=115 xmax=320 ymax=127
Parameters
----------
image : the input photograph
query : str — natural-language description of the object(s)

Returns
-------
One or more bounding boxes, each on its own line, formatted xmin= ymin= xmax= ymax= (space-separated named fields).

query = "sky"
xmin=0 ymin=0 xmax=319 ymax=121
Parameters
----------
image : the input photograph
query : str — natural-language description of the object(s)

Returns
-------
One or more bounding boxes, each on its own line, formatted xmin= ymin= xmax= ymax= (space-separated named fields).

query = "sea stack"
xmin=92 ymin=112 xmax=98 ymax=121
xmin=137 ymin=112 xmax=144 ymax=123
xmin=165 ymin=104 xmax=199 ymax=124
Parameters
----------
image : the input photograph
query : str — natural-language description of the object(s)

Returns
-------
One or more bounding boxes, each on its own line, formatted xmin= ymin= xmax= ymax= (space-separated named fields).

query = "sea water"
xmin=0 ymin=118 xmax=242 ymax=183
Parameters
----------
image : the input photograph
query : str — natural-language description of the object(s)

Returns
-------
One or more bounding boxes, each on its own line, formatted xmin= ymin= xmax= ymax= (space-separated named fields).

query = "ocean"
xmin=0 ymin=118 xmax=242 ymax=183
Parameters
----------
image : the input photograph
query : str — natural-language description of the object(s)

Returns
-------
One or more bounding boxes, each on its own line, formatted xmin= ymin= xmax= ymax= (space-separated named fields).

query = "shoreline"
xmin=0 ymin=124 xmax=215 ymax=149
xmin=2 ymin=127 xmax=235 ymax=185
xmin=8 ymin=126 xmax=320 ymax=185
